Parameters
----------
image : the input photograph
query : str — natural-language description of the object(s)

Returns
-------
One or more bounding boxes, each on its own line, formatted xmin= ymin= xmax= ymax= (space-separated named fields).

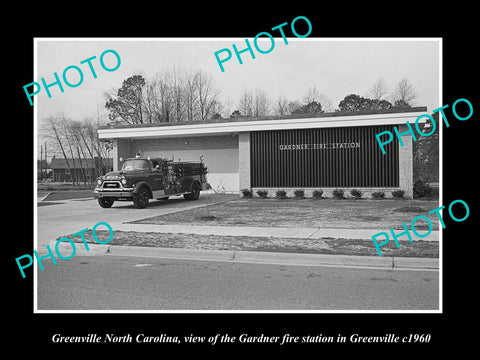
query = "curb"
xmin=54 ymin=242 xmax=439 ymax=271
xmin=40 ymin=196 xmax=95 ymax=203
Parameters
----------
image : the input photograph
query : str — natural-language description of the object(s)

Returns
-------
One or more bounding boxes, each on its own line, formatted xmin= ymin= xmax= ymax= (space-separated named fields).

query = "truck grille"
xmin=102 ymin=181 xmax=121 ymax=189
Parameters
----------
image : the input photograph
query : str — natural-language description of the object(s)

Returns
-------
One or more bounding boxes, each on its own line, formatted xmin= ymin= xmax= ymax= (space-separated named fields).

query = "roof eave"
xmin=98 ymin=110 xmax=428 ymax=140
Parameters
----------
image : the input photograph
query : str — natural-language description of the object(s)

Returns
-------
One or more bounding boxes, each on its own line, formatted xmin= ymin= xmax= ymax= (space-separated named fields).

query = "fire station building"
xmin=98 ymin=107 xmax=427 ymax=198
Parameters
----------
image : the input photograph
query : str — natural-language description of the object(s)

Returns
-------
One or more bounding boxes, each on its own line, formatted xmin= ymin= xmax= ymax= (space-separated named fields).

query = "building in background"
xmin=50 ymin=157 xmax=113 ymax=184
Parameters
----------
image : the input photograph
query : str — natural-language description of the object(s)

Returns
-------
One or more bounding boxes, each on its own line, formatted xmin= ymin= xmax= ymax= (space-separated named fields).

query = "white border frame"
xmin=33 ymin=37 xmax=443 ymax=314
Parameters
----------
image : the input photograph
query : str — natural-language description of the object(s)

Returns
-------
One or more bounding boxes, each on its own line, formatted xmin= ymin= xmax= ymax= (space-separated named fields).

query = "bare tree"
xmin=303 ymin=86 xmax=333 ymax=112
xmin=77 ymin=118 xmax=100 ymax=180
xmin=317 ymin=94 xmax=333 ymax=112
xmin=369 ymin=78 xmax=389 ymax=101
xmin=221 ymin=98 xmax=234 ymax=118
xmin=275 ymin=94 xmax=289 ymax=115
xmin=41 ymin=114 xmax=113 ymax=184
xmin=237 ymin=88 xmax=271 ymax=117
xmin=238 ymin=88 xmax=254 ymax=117
xmin=70 ymin=117 xmax=112 ymax=183
xmin=168 ymin=67 xmax=187 ymax=122
xmin=140 ymin=68 xmax=220 ymax=123
xmin=252 ymin=88 xmax=270 ymax=117
xmin=157 ymin=72 xmax=173 ymax=122
xmin=392 ymin=78 xmax=418 ymax=106
xmin=42 ymin=115 xmax=74 ymax=183
xmin=59 ymin=115 xmax=78 ymax=184
xmin=69 ymin=120 xmax=89 ymax=184
xmin=303 ymin=85 xmax=322 ymax=104
xmin=196 ymin=70 xmax=220 ymax=120
xmin=142 ymin=81 xmax=159 ymax=123
xmin=142 ymin=71 xmax=172 ymax=123
xmin=93 ymin=107 xmax=113 ymax=174
xmin=184 ymin=70 xmax=198 ymax=121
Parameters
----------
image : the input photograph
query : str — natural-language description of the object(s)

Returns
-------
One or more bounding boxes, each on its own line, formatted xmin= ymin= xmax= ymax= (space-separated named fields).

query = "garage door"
xmin=143 ymin=148 xmax=239 ymax=193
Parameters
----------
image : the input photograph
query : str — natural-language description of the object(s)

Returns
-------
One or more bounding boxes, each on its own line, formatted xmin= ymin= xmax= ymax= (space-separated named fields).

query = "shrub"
xmin=240 ymin=188 xmax=253 ymax=198
xmin=256 ymin=190 xmax=268 ymax=198
xmin=413 ymin=180 xmax=433 ymax=198
xmin=275 ymin=190 xmax=288 ymax=199
xmin=372 ymin=191 xmax=385 ymax=199
xmin=392 ymin=189 xmax=405 ymax=198
xmin=293 ymin=189 xmax=305 ymax=199
xmin=312 ymin=189 xmax=323 ymax=199
xmin=332 ymin=188 xmax=345 ymax=199
xmin=350 ymin=189 xmax=363 ymax=199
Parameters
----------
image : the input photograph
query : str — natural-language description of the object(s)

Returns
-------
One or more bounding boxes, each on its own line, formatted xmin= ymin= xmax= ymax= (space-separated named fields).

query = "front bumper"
xmin=94 ymin=187 xmax=134 ymax=198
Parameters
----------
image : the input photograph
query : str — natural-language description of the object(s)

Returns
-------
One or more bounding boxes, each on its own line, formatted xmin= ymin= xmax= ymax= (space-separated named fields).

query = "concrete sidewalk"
xmin=112 ymin=222 xmax=440 ymax=242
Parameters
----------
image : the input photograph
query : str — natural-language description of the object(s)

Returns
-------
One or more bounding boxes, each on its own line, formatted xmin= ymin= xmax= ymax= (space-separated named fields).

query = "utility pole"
xmin=40 ymin=144 xmax=43 ymax=181
xmin=44 ymin=141 xmax=47 ymax=179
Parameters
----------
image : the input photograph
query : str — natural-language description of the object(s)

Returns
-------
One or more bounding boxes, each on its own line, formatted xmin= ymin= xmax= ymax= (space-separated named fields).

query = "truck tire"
xmin=184 ymin=182 xmax=200 ymax=201
xmin=133 ymin=186 xmax=150 ymax=209
xmin=98 ymin=198 xmax=114 ymax=208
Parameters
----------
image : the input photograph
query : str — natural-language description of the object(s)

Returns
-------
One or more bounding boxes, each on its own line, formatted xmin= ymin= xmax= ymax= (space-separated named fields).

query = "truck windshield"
xmin=121 ymin=159 xmax=150 ymax=171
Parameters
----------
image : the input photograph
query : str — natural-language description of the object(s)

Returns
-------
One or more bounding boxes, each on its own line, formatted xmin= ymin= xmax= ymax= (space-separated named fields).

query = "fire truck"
xmin=94 ymin=155 xmax=208 ymax=209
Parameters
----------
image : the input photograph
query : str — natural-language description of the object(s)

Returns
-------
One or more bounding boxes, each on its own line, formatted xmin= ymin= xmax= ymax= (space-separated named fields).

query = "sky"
xmin=35 ymin=38 xmax=441 ymax=155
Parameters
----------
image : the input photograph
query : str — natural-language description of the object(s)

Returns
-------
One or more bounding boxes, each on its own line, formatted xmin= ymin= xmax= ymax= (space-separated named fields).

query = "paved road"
xmin=36 ymin=193 xmax=237 ymax=248
xmin=37 ymin=255 xmax=439 ymax=311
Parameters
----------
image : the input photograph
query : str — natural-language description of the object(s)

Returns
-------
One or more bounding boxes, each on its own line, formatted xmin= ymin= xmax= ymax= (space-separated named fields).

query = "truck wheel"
xmin=184 ymin=182 xmax=200 ymax=201
xmin=133 ymin=187 xmax=150 ymax=209
xmin=98 ymin=198 xmax=114 ymax=208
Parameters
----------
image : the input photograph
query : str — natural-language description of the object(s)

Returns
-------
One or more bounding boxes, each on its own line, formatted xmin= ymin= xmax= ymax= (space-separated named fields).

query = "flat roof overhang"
xmin=98 ymin=110 xmax=428 ymax=140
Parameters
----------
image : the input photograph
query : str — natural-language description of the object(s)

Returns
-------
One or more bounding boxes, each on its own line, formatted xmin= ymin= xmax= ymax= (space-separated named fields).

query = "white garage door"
xmin=143 ymin=148 xmax=239 ymax=193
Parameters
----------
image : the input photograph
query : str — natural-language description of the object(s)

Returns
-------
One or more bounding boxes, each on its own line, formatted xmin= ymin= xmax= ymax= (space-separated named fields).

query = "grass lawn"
xmin=38 ymin=201 xmax=64 ymax=207
xmin=38 ymin=189 xmax=95 ymax=201
xmin=37 ymin=183 xmax=95 ymax=201
xmin=38 ymin=183 xmax=93 ymax=191
xmin=70 ymin=230 xmax=439 ymax=258
xmin=59 ymin=197 xmax=440 ymax=258
xmin=131 ymin=198 xmax=441 ymax=230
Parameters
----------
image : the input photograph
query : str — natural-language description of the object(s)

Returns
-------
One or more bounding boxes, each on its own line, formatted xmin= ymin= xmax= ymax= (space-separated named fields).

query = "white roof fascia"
xmin=98 ymin=111 xmax=427 ymax=139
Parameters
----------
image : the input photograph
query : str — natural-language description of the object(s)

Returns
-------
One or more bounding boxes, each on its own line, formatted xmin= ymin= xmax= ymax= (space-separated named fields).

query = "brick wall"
xmin=113 ymin=139 xmax=131 ymax=171
xmin=238 ymin=132 xmax=250 ymax=191
xmin=131 ymin=135 xmax=237 ymax=153
xmin=397 ymin=123 xmax=414 ymax=198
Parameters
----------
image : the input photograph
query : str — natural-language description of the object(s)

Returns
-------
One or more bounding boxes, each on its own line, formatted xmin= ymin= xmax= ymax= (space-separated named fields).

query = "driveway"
xmin=36 ymin=193 xmax=237 ymax=249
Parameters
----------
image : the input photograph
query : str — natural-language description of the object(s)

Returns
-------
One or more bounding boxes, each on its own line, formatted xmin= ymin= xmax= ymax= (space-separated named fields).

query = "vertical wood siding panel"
xmin=250 ymin=126 xmax=398 ymax=188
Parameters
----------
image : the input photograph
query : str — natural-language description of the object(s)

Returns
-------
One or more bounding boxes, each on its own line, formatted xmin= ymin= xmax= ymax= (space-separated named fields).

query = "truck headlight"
xmin=97 ymin=179 xmax=102 ymax=185
xmin=121 ymin=178 xmax=127 ymax=185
